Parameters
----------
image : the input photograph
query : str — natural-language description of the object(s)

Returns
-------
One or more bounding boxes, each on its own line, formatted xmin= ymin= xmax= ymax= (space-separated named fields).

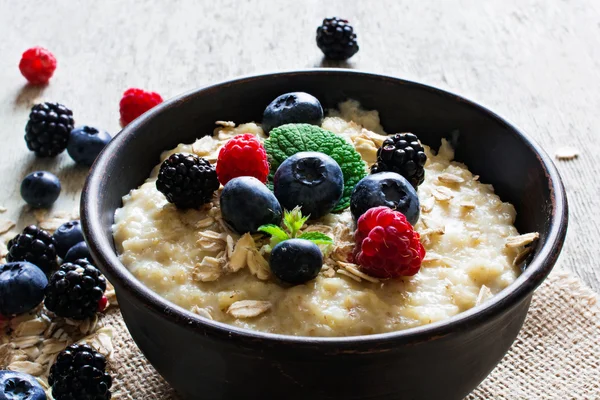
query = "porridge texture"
xmin=113 ymin=100 xmax=526 ymax=337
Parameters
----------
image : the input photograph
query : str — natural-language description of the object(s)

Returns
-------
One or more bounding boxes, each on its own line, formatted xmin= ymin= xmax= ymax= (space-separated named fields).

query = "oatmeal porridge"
xmin=112 ymin=99 xmax=536 ymax=337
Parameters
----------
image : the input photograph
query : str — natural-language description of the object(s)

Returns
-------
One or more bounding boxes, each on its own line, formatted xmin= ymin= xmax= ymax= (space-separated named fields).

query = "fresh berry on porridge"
xmin=112 ymin=94 xmax=538 ymax=337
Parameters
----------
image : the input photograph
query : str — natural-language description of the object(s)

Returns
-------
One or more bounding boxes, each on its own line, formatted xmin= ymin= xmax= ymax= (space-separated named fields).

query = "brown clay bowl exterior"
xmin=81 ymin=69 xmax=568 ymax=400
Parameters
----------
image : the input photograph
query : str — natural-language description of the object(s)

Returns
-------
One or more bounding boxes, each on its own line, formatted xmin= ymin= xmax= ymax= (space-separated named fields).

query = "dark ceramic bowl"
xmin=82 ymin=70 xmax=568 ymax=400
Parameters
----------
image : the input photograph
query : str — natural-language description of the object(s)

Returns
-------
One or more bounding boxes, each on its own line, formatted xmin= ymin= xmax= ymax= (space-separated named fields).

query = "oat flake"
xmin=227 ymin=300 xmax=271 ymax=318
xmin=0 ymin=220 xmax=15 ymax=234
xmin=555 ymin=147 xmax=579 ymax=160
xmin=506 ymin=232 xmax=540 ymax=248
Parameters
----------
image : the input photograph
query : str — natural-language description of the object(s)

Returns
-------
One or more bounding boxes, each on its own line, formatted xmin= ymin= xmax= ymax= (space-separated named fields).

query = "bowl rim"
xmin=82 ymin=68 xmax=568 ymax=346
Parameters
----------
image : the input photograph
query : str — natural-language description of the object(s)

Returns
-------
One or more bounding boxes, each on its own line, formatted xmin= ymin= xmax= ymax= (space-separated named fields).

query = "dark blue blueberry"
xmin=52 ymin=221 xmax=84 ymax=258
xmin=0 ymin=262 xmax=48 ymax=316
xmin=270 ymin=239 xmax=323 ymax=285
xmin=20 ymin=171 xmax=61 ymax=208
xmin=220 ymin=176 xmax=282 ymax=234
xmin=67 ymin=126 xmax=112 ymax=166
xmin=0 ymin=370 xmax=47 ymax=400
xmin=350 ymin=172 xmax=420 ymax=225
xmin=262 ymin=92 xmax=323 ymax=134
xmin=274 ymin=152 xmax=343 ymax=219
xmin=64 ymin=241 xmax=91 ymax=263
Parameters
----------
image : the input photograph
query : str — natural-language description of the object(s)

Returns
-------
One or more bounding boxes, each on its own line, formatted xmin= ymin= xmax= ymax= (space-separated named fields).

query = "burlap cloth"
xmin=105 ymin=266 xmax=600 ymax=399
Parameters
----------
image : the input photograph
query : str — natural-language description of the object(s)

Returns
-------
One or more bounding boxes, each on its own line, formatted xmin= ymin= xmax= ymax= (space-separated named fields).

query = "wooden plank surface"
xmin=0 ymin=0 xmax=598 ymax=292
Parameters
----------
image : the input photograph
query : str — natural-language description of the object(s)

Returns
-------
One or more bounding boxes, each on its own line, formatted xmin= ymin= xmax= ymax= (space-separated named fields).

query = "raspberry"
xmin=354 ymin=206 xmax=425 ymax=278
xmin=119 ymin=88 xmax=163 ymax=126
xmin=19 ymin=47 xmax=57 ymax=84
xmin=216 ymin=134 xmax=269 ymax=185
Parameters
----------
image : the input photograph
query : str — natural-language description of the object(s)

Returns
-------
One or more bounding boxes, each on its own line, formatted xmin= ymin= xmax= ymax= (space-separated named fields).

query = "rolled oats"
xmin=505 ymin=232 xmax=540 ymax=248
xmin=227 ymin=300 xmax=271 ymax=318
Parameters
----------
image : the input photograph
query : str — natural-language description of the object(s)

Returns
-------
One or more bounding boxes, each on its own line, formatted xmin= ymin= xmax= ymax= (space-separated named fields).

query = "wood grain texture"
xmin=0 ymin=0 xmax=598 ymax=292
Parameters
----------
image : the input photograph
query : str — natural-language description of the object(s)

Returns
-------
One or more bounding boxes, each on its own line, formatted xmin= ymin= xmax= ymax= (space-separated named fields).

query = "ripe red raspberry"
xmin=354 ymin=206 xmax=425 ymax=278
xmin=119 ymin=88 xmax=163 ymax=126
xmin=216 ymin=134 xmax=269 ymax=185
xmin=19 ymin=47 xmax=57 ymax=84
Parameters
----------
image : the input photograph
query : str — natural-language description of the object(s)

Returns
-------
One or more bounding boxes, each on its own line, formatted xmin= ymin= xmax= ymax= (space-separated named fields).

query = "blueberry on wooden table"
xmin=67 ymin=125 xmax=112 ymax=166
xmin=20 ymin=171 xmax=61 ymax=208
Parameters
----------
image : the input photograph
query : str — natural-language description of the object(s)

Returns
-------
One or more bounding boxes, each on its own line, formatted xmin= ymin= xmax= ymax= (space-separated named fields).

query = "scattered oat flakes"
xmin=0 ymin=220 xmax=15 ymax=234
xmin=227 ymin=300 xmax=271 ymax=318
xmin=215 ymin=120 xmax=235 ymax=128
xmin=420 ymin=228 xmax=445 ymax=238
xmin=33 ymin=209 xmax=48 ymax=223
xmin=0 ymin=206 xmax=6 ymax=213
xmin=476 ymin=285 xmax=493 ymax=306
xmin=193 ymin=257 xmax=224 ymax=282
xmin=191 ymin=306 xmax=213 ymax=320
xmin=226 ymin=233 xmax=254 ymax=272
xmin=555 ymin=147 xmax=579 ymax=160
xmin=432 ymin=187 xmax=454 ymax=202
xmin=472 ymin=175 xmax=480 ymax=181
xmin=514 ymin=246 xmax=533 ymax=266
xmin=460 ymin=202 xmax=477 ymax=210
xmin=336 ymin=269 xmax=362 ymax=282
xmin=196 ymin=217 xmax=215 ymax=229
xmin=505 ymin=232 xmax=539 ymax=248
xmin=437 ymin=173 xmax=464 ymax=184
xmin=420 ymin=197 xmax=435 ymax=213
xmin=8 ymin=361 xmax=44 ymax=376
xmin=321 ymin=265 xmax=336 ymax=278
xmin=246 ymin=248 xmax=271 ymax=280
xmin=39 ymin=217 xmax=69 ymax=232
xmin=337 ymin=261 xmax=379 ymax=283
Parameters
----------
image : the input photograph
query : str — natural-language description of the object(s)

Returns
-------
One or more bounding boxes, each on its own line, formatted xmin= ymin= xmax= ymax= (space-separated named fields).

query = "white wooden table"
xmin=0 ymin=0 xmax=598 ymax=291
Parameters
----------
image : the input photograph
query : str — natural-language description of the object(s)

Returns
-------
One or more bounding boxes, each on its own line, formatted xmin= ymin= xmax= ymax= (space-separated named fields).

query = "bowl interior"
xmin=84 ymin=69 xmax=567 ymax=341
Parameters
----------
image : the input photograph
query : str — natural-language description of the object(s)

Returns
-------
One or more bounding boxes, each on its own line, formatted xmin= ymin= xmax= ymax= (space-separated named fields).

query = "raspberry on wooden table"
xmin=354 ymin=206 xmax=425 ymax=278
xmin=19 ymin=46 xmax=57 ymax=84
xmin=119 ymin=88 xmax=163 ymax=126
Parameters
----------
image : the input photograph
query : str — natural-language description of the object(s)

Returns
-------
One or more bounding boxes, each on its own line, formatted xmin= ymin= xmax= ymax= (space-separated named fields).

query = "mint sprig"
xmin=258 ymin=207 xmax=334 ymax=249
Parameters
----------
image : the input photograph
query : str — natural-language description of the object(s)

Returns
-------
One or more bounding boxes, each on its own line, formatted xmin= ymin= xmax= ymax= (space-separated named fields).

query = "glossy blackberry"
xmin=316 ymin=17 xmax=359 ymax=60
xmin=49 ymin=344 xmax=112 ymax=400
xmin=156 ymin=153 xmax=219 ymax=209
xmin=25 ymin=102 xmax=74 ymax=157
xmin=7 ymin=225 xmax=57 ymax=273
xmin=371 ymin=133 xmax=427 ymax=188
xmin=44 ymin=259 xmax=107 ymax=320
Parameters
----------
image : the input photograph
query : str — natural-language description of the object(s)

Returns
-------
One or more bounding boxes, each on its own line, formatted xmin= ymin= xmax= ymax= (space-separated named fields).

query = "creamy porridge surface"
xmin=112 ymin=100 xmax=526 ymax=337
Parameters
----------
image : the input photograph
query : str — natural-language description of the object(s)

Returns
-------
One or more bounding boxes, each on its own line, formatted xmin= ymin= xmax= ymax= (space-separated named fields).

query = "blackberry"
xmin=7 ymin=225 xmax=58 ymax=273
xmin=156 ymin=153 xmax=219 ymax=209
xmin=371 ymin=133 xmax=427 ymax=188
xmin=49 ymin=344 xmax=112 ymax=400
xmin=45 ymin=259 xmax=107 ymax=320
xmin=316 ymin=17 xmax=359 ymax=60
xmin=25 ymin=102 xmax=74 ymax=157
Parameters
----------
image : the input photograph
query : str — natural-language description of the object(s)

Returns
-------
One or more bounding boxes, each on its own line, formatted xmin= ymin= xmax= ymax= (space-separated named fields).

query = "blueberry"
xmin=262 ymin=92 xmax=324 ymax=134
xmin=67 ymin=125 xmax=112 ymax=166
xmin=20 ymin=171 xmax=61 ymax=208
xmin=0 ymin=370 xmax=47 ymax=400
xmin=0 ymin=262 xmax=48 ymax=316
xmin=270 ymin=239 xmax=323 ymax=285
xmin=64 ymin=241 xmax=92 ymax=263
xmin=350 ymin=172 xmax=420 ymax=225
xmin=274 ymin=152 xmax=343 ymax=219
xmin=220 ymin=177 xmax=283 ymax=234
xmin=52 ymin=221 xmax=84 ymax=258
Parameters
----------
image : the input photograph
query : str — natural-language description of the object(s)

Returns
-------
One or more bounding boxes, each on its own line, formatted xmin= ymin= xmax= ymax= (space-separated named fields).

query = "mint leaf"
xmin=264 ymin=123 xmax=367 ymax=211
xmin=258 ymin=224 xmax=289 ymax=247
xmin=283 ymin=206 xmax=309 ymax=238
xmin=298 ymin=231 xmax=334 ymax=245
